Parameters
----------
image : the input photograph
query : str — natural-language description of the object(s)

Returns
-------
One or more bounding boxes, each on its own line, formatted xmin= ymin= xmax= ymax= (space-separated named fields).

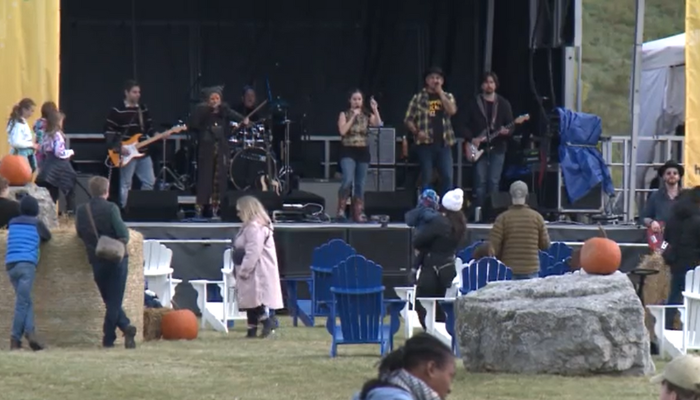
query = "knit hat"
xmin=420 ymin=189 xmax=440 ymax=210
xmin=442 ymin=188 xmax=464 ymax=212
xmin=510 ymin=181 xmax=528 ymax=205
xmin=650 ymin=355 xmax=700 ymax=394
xmin=20 ymin=195 xmax=39 ymax=217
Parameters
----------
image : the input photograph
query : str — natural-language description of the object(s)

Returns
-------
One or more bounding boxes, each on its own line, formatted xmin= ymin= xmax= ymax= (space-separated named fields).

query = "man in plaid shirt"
xmin=403 ymin=67 xmax=458 ymax=196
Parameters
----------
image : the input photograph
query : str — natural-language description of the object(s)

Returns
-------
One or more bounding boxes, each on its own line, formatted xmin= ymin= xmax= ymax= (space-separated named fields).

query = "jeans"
xmin=473 ymin=150 xmax=506 ymax=208
xmin=512 ymin=272 xmax=540 ymax=281
xmin=91 ymin=257 xmax=131 ymax=346
xmin=665 ymin=270 xmax=686 ymax=330
xmin=120 ymin=156 xmax=155 ymax=208
xmin=7 ymin=262 xmax=36 ymax=341
xmin=416 ymin=143 xmax=453 ymax=196
xmin=338 ymin=157 xmax=369 ymax=199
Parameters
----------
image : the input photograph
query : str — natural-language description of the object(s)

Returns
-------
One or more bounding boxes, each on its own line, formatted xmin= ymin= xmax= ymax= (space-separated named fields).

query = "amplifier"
xmin=367 ymin=127 xmax=396 ymax=165
xmin=298 ymin=179 xmax=341 ymax=214
xmin=366 ymin=168 xmax=396 ymax=192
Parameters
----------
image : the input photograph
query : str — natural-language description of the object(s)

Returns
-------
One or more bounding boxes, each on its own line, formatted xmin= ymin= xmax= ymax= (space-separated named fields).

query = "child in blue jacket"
xmin=405 ymin=189 xmax=441 ymax=283
xmin=5 ymin=195 xmax=51 ymax=350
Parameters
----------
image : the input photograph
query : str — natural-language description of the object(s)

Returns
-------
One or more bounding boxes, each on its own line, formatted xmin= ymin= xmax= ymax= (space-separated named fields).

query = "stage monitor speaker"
xmin=221 ymin=191 xmax=285 ymax=222
xmin=298 ymin=179 xmax=340 ymax=214
xmin=365 ymin=190 xmax=415 ymax=222
xmin=124 ymin=190 xmax=180 ymax=222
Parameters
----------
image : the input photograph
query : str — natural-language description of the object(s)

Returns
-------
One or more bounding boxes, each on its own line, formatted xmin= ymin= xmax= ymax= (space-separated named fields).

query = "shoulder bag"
xmin=86 ymin=204 xmax=126 ymax=262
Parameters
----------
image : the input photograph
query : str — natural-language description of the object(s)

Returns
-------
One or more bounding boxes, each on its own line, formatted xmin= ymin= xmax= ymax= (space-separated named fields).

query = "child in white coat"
xmin=6 ymin=98 xmax=38 ymax=172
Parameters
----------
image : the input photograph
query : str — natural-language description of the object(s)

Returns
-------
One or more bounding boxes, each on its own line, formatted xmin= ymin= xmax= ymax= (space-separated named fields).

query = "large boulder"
xmin=455 ymin=271 xmax=654 ymax=376
xmin=8 ymin=184 xmax=59 ymax=229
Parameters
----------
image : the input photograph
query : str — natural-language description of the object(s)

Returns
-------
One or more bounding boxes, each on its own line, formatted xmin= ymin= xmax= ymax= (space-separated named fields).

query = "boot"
xmin=352 ymin=197 xmax=367 ymax=223
xmin=260 ymin=318 xmax=274 ymax=338
xmin=246 ymin=327 xmax=258 ymax=338
xmin=123 ymin=325 xmax=137 ymax=349
xmin=337 ymin=196 xmax=348 ymax=220
xmin=10 ymin=338 xmax=21 ymax=351
xmin=24 ymin=332 xmax=45 ymax=351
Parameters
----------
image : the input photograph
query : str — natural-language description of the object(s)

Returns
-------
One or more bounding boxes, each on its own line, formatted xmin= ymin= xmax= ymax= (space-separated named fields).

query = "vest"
xmin=5 ymin=216 xmax=41 ymax=266
xmin=341 ymin=111 xmax=369 ymax=147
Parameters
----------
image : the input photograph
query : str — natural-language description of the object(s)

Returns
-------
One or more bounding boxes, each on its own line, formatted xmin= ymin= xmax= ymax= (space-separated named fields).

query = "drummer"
xmin=233 ymin=86 xmax=264 ymax=127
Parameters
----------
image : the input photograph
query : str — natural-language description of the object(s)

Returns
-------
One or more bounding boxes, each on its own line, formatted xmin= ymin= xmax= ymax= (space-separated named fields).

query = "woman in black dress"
xmin=190 ymin=87 xmax=241 ymax=218
xmin=412 ymin=188 xmax=466 ymax=330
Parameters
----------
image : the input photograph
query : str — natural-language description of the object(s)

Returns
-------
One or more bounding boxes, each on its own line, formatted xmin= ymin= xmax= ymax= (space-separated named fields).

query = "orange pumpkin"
xmin=161 ymin=309 xmax=198 ymax=340
xmin=580 ymin=237 xmax=621 ymax=275
xmin=0 ymin=155 xmax=32 ymax=186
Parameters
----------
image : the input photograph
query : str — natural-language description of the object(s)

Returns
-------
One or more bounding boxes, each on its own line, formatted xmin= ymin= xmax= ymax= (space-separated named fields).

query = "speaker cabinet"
xmin=124 ymin=190 xmax=180 ymax=222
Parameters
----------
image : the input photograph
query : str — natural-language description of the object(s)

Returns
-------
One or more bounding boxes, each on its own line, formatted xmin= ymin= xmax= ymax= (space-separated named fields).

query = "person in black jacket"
xmin=412 ymin=188 xmax=466 ymax=330
xmin=75 ymin=176 xmax=137 ymax=349
xmin=662 ymin=186 xmax=700 ymax=329
xmin=463 ymin=72 xmax=514 ymax=215
xmin=0 ymin=176 xmax=20 ymax=228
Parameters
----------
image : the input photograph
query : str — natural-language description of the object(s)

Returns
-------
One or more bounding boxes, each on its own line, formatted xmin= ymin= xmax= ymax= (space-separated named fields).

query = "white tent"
xmin=637 ymin=32 xmax=685 ymax=187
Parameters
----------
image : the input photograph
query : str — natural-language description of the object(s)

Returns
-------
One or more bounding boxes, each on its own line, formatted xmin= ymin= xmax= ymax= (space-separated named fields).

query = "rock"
xmin=8 ymin=184 xmax=59 ymax=229
xmin=455 ymin=271 xmax=654 ymax=376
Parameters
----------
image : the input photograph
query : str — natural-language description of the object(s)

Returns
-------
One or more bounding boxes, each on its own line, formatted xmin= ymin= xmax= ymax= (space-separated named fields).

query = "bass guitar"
xmin=465 ymin=114 xmax=530 ymax=162
xmin=106 ymin=125 xmax=187 ymax=168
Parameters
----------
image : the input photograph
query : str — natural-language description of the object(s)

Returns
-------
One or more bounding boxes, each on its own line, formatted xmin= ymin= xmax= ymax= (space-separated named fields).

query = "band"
xmin=6 ymin=67 xmax=523 ymax=221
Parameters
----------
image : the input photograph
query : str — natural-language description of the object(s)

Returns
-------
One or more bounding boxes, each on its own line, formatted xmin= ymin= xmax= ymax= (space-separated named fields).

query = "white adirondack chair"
xmin=647 ymin=266 xmax=700 ymax=358
xmin=201 ymin=249 xmax=248 ymax=332
xmin=143 ymin=240 xmax=175 ymax=308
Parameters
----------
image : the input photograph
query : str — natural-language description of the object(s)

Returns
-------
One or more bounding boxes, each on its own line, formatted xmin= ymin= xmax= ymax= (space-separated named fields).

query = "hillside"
xmin=581 ymin=0 xmax=684 ymax=134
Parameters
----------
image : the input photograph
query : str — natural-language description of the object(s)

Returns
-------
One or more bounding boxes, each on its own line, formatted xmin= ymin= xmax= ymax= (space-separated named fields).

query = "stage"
xmin=129 ymin=221 xmax=648 ymax=282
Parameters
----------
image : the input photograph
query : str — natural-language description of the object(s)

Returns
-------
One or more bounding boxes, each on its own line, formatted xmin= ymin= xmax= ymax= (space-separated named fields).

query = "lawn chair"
xmin=143 ymin=240 xmax=176 ymax=308
xmin=548 ymin=241 xmax=573 ymax=263
xmin=327 ymin=255 xmax=392 ymax=357
xmin=460 ymin=257 xmax=513 ymax=295
xmin=538 ymin=251 xmax=555 ymax=277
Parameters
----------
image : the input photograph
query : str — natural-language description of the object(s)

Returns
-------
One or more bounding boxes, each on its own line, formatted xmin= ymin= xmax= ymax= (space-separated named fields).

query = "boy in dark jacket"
xmin=5 ymin=195 xmax=51 ymax=350
xmin=405 ymin=189 xmax=441 ymax=283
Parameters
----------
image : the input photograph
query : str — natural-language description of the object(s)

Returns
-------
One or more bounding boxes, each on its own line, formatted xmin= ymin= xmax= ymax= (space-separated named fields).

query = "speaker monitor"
xmin=124 ymin=190 xmax=180 ymax=222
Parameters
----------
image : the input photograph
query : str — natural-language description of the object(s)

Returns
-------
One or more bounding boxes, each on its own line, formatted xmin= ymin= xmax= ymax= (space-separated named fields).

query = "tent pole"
xmin=574 ymin=0 xmax=583 ymax=111
xmin=628 ymin=0 xmax=645 ymax=222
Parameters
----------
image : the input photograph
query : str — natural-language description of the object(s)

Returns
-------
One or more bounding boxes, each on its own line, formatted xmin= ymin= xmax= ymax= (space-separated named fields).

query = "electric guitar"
xmin=646 ymin=224 xmax=667 ymax=254
xmin=106 ymin=125 xmax=187 ymax=168
xmin=465 ymin=114 xmax=530 ymax=162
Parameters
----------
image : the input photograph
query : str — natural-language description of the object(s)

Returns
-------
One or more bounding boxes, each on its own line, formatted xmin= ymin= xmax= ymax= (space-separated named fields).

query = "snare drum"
xmin=228 ymin=122 xmax=267 ymax=147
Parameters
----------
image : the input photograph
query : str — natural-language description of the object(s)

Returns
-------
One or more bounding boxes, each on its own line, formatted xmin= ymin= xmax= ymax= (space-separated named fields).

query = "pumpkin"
xmin=161 ymin=309 xmax=198 ymax=340
xmin=580 ymin=225 xmax=621 ymax=275
xmin=0 ymin=155 xmax=32 ymax=186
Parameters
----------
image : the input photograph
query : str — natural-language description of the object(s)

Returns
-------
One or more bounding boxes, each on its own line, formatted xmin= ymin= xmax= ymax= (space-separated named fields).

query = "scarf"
xmin=382 ymin=369 xmax=442 ymax=400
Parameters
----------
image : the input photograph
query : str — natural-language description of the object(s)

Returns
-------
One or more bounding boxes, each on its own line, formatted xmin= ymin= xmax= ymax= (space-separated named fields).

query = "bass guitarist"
xmin=463 ymin=72 xmax=514 ymax=214
xmin=104 ymin=79 xmax=156 ymax=208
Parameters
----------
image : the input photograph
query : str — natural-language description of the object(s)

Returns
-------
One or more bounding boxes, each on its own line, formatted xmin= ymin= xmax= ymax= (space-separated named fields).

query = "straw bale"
xmin=0 ymin=225 xmax=144 ymax=348
xmin=143 ymin=308 xmax=172 ymax=341
xmin=636 ymin=253 xmax=683 ymax=338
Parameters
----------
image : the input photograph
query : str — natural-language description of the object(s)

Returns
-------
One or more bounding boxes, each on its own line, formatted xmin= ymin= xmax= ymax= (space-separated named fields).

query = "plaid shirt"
xmin=403 ymin=89 xmax=456 ymax=146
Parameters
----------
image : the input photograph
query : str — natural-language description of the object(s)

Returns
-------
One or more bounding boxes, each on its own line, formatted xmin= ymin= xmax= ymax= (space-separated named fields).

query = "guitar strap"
xmin=137 ymin=105 xmax=145 ymax=137
xmin=476 ymin=95 xmax=498 ymax=133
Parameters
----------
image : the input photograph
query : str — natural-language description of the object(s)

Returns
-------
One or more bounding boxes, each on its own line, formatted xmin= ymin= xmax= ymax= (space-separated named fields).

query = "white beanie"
xmin=442 ymin=188 xmax=464 ymax=212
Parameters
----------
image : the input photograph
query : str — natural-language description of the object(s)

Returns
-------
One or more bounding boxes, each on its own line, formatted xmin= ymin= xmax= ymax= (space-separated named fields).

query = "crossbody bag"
xmin=86 ymin=204 xmax=126 ymax=262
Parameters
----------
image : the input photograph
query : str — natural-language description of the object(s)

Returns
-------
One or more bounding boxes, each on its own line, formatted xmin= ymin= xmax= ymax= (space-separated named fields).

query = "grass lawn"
xmin=0 ymin=317 xmax=662 ymax=400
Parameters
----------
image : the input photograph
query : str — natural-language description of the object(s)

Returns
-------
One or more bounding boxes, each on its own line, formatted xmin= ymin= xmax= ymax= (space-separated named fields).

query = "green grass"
xmin=582 ymin=0 xmax=684 ymax=135
xmin=0 ymin=318 xmax=663 ymax=400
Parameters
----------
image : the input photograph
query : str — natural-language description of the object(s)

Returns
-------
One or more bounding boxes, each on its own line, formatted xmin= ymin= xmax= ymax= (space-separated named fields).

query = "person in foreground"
xmin=232 ymin=196 xmax=283 ymax=338
xmin=651 ymin=354 xmax=700 ymax=400
xmin=354 ymin=332 xmax=455 ymax=400
xmin=0 ymin=176 xmax=21 ymax=228
xmin=412 ymin=188 xmax=467 ymax=329
xmin=75 ymin=176 xmax=137 ymax=349
xmin=5 ymin=195 xmax=51 ymax=350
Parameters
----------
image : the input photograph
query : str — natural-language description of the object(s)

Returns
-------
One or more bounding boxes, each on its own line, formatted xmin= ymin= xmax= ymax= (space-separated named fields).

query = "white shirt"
xmin=7 ymin=118 xmax=34 ymax=149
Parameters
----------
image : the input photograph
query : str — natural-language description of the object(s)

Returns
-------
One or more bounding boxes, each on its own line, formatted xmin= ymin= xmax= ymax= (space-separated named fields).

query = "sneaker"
xmin=9 ymin=338 xmax=21 ymax=351
xmin=24 ymin=333 xmax=45 ymax=351
xmin=124 ymin=325 xmax=137 ymax=349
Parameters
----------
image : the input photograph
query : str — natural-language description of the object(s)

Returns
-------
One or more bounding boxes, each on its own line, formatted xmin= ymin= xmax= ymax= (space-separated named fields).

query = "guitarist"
xmin=463 ymin=72 xmax=514 ymax=215
xmin=104 ymin=79 xmax=156 ymax=208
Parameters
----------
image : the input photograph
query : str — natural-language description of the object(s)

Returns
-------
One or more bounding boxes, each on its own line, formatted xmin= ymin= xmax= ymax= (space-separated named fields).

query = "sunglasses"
xmin=665 ymin=171 xmax=679 ymax=176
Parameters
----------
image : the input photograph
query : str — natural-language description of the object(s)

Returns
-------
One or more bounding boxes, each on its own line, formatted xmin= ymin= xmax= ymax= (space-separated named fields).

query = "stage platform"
xmin=128 ymin=221 xmax=648 ymax=281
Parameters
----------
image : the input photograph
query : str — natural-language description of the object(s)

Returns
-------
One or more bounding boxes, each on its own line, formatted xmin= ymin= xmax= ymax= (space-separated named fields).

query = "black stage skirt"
xmin=196 ymin=138 xmax=229 ymax=205
xmin=36 ymin=153 xmax=77 ymax=195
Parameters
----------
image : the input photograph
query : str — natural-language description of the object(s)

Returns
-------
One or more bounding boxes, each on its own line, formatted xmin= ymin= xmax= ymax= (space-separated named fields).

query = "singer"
xmin=336 ymin=89 xmax=382 ymax=222
xmin=404 ymin=67 xmax=458 ymax=196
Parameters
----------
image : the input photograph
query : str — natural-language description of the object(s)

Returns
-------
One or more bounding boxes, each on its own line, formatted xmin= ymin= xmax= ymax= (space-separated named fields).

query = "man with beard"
xmin=463 ymin=72 xmax=514 ymax=217
xmin=642 ymin=160 xmax=683 ymax=231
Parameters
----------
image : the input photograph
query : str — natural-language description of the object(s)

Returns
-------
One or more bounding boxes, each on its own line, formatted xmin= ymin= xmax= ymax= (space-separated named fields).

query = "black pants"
xmin=666 ymin=270 xmax=686 ymax=329
xmin=415 ymin=266 xmax=448 ymax=330
xmin=246 ymin=306 xmax=266 ymax=328
xmin=91 ymin=257 xmax=131 ymax=346
xmin=38 ymin=182 xmax=76 ymax=212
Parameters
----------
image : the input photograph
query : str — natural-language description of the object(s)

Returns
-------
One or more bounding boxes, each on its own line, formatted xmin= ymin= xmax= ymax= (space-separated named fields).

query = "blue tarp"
xmin=557 ymin=108 xmax=615 ymax=204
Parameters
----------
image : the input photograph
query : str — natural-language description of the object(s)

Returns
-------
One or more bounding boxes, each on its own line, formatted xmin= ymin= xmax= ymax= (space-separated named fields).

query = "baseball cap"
xmin=509 ymin=181 xmax=528 ymax=204
xmin=650 ymin=355 xmax=700 ymax=394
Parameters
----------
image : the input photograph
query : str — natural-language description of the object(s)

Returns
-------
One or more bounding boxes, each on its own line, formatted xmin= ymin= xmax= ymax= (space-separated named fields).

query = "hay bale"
xmin=0 ymin=226 xmax=144 ymax=348
xmin=636 ymin=253 xmax=681 ymax=338
xmin=143 ymin=308 xmax=172 ymax=341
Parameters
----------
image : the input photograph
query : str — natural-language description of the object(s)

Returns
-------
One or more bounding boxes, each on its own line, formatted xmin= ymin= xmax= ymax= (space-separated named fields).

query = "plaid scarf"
xmin=382 ymin=369 xmax=442 ymax=400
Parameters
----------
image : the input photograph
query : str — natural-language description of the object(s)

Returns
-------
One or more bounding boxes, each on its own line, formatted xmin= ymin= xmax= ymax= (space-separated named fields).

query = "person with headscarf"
xmin=189 ymin=86 xmax=244 ymax=218
xmin=412 ymin=188 xmax=467 ymax=330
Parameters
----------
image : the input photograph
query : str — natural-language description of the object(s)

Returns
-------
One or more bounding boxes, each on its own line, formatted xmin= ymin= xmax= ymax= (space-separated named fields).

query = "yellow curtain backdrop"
xmin=0 ymin=0 xmax=60 ymax=157
xmin=686 ymin=0 xmax=700 ymax=187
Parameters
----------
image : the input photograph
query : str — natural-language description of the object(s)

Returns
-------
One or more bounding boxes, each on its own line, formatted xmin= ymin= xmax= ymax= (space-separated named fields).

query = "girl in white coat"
xmin=6 ymin=98 xmax=38 ymax=171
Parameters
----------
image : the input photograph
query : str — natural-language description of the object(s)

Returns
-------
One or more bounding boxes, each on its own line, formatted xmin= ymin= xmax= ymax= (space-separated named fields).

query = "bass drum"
xmin=229 ymin=147 xmax=277 ymax=191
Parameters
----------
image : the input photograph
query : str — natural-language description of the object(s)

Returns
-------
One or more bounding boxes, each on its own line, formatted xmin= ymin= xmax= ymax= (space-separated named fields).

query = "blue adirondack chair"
xmin=457 ymin=240 xmax=483 ymax=263
xmin=289 ymin=239 xmax=356 ymax=327
xmin=459 ymin=257 xmax=513 ymax=295
xmin=538 ymin=251 xmax=555 ymax=277
xmin=543 ymin=260 xmax=570 ymax=277
xmin=327 ymin=255 xmax=391 ymax=357
xmin=548 ymin=242 xmax=573 ymax=263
